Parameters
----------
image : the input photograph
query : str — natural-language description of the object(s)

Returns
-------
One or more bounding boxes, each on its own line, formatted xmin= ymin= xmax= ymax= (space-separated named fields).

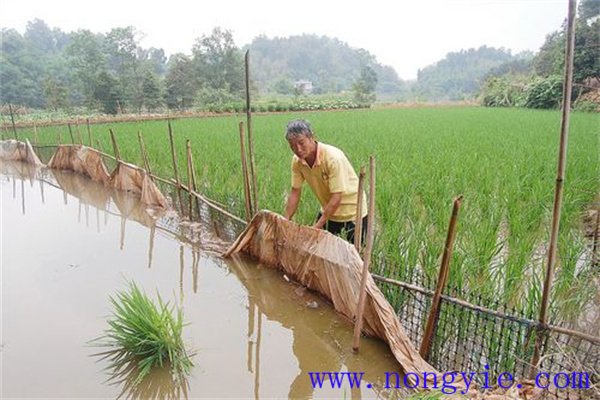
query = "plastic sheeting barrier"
xmin=0 ymin=139 xmax=43 ymax=166
xmin=224 ymin=210 xmax=447 ymax=385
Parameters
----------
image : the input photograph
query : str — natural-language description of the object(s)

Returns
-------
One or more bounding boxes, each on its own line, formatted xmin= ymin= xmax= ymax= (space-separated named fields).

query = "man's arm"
xmin=284 ymin=187 xmax=302 ymax=220
xmin=312 ymin=192 xmax=342 ymax=229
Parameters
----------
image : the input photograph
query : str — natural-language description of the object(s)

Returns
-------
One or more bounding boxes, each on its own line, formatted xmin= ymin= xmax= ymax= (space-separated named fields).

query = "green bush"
xmin=524 ymin=75 xmax=563 ymax=109
xmin=573 ymin=98 xmax=599 ymax=113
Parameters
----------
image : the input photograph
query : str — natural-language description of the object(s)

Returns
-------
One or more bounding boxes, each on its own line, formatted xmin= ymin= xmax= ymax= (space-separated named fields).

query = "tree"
xmin=192 ymin=27 xmax=245 ymax=103
xmin=24 ymin=19 xmax=57 ymax=55
xmin=67 ymin=30 xmax=108 ymax=108
xmin=165 ymin=54 xmax=196 ymax=110
xmin=42 ymin=77 xmax=69 ymax=110
xmin=352 ymin=65 xmax=378 ymax=105
xmin=416 ymin=46 xmax=515 ymax=100
xmin=105 ymin=26 xmax=144 ymax=111
xmin=534 ymin=2 xmax=599 ymax=83
xmin=271 ymin=76 xmax=294 ymax=95
xmin=141 ymin=71 xmax=163 ymax=111
xmin=146 ymin=47 xmax=167 ymax=75
xmin=93 ymin=71 xmax=121 ymax=114
xmin=579 ymin=0 xmax=600 ymax=21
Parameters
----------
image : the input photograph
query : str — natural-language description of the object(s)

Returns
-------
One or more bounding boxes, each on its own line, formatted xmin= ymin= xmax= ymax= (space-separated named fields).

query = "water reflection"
xmin=227 ymin=254 xmax=407 ymax=399
xmin=94 ymin=349 xmax=190 ymax=400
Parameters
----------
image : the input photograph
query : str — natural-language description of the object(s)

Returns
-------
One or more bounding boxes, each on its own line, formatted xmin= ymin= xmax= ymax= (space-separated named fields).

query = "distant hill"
xmin=414 ymin=46 xmax=520 ymax=101
xmin=246 ymin=34 xmax=405 ymax=95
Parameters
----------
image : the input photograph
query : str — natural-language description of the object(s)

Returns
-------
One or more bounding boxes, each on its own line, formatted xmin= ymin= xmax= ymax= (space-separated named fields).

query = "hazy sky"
xmin=1 ymin=0 xmax=569 ymax=80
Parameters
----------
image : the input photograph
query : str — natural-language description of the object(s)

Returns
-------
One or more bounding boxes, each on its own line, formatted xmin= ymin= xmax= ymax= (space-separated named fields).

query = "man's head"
xmin=286 ymin=119 xmax=317 ymax=161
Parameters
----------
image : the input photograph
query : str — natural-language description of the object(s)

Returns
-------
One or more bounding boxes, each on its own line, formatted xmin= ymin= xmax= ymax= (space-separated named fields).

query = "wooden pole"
xmin=168 ymin=120 xmax=184 ymax=213
xmin=592 ymin=208 xmax=600 ymax=267
xmin=245 ymin=50 xmax=259 ymax=214
xmin=67 ymin=123 xmax=75 ymax=144
xmin=187 ymin=141 xmax=200 ymax=218
xmin=137 ymin=131 xmax=153 ymax=176
xmin=531 ymin=0 xmax=577 ymax=373
xmin=109 ymin=128 xmax=121 ymax=162
xmin=354 ymin=166 xmax=366 ymax=251
xmin=186 ymin=139 xmax=195 ymax=218
xmin=8 ymin=104 xmax=18 ymax=140
xmin=239 ymin=121 xmax=253 ymax=221
xmin=352 ymin=156 xmax=376 ymax=352
xmin=420 ymin=195 xmax=463 ymax=360
xmin=76 ymin=122 xmax=83 ymax=144
xmin=33 ymin=122 xmax=39 ymax=146
xmin=86 ymin=118 xmax=93 ymax=146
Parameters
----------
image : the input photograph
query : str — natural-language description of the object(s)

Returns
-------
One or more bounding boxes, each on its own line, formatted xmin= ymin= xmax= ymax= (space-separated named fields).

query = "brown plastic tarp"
xmin=46 ymin=144 xmax=167 ymax=209
xmin=224 ymin=210 xmax=453 ymax=385
xmin=0 ymin=139 xmax=43 ymax=166
xmin=110 ymin=162 xmax=168 ymax=209
xmin=47 ymin=145 xmax=110 ymax=184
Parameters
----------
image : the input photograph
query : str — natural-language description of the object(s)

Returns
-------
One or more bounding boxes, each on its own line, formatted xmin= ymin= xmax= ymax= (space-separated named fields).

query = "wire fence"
xmin=375 ymin=271 xmax=599 ymax=399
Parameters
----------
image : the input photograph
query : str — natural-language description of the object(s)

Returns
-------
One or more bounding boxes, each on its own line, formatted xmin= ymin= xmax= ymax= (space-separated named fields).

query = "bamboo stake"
xmin=76 ymin=122 xmax=83 ymax=144
xmin=254 ymin=311 xmax=262 ymax=400
xmin=137 ymin=131 xmax=153 ymax=176
xmin=187 ymin=141 xmax=201 ymax=219
xmin=354 ymin=166 xmax=366 ymax=251
xmin=247 ymin=301 xmax=256 ymax=372
xmin=33 ymin=122 xmax=39 ymax=146
xmin=352 ymin=156 xmax=376 ymax=352
xmin=147 ymin=225 xmax=155 ymax=269
xmin=185 ymin=140 xmax=193 ymax=218
xmin=57 ymin=131 xmax=62 ymax=145
xmin=179 ymin=245 xmax=184 ymax=301
xmin=192 ymin=251 xmax=199 ymax=293
xmin=592 ymin=208 xmax=600 ymax=267
xmin=531 ymin=0 xmax=577 ymax=373
xmin=86 ymin=118 xmax=92 ymax=146
xmin=8 ymin=104 xmax=18 ymax=140
xmin=186 ymin=140 xmax=200 ymax=218
xmin=68 ymin=123 xmax=75 ymax=143
xmin=168 ymin=120 xmax=184 ymax=213
xmin=109 ymin=128 xmax=121 ymax=162
xmin=239 ymin=121 xmax=253 ymax=221
xmin=245 ymin=50 xmax=259 ymax=214
xmin=420 ymin=195 xmax=463 ymax=360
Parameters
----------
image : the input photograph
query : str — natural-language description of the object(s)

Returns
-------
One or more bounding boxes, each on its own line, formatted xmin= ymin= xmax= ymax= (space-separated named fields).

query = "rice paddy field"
xmin=10 ymin=106 xmax=600 ymax=324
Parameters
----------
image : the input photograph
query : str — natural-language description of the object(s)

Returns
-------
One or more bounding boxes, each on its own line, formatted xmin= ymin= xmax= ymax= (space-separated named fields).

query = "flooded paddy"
xmin=1 ymin=161 xmax=406 ymax=399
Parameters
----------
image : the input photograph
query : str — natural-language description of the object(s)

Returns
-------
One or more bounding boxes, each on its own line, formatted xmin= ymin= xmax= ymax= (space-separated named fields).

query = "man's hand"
xmin=284 ymin=187 xmax=302 ymax=220
xmin=313 ymin=192 xmax=342 ymax=229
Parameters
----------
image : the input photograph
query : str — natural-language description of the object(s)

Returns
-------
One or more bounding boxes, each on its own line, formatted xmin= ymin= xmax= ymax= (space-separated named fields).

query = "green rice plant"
xmin=92 ymin=282 xmax=194 ymax=386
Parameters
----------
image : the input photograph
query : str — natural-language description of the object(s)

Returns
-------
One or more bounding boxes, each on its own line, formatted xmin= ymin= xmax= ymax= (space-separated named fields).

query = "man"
xmin=283 ymin=119 xmax=367 ymax=243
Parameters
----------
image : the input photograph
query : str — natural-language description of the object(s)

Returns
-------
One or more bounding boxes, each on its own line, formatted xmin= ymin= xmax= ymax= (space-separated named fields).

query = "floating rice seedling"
xmin=92 ymin=281 xmax=194 ymax=387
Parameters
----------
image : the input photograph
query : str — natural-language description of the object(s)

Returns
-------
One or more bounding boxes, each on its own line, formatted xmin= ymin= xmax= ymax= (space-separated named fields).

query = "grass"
xmin=11 ymin=106 xmax=599 ymax=322
xmin=92 ymin=281 xmax=194 ymax=387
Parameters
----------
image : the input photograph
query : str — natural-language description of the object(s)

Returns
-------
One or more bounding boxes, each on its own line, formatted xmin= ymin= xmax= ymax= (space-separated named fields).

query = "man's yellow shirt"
xmin=291 ymin=142 xmax=367 ymax=222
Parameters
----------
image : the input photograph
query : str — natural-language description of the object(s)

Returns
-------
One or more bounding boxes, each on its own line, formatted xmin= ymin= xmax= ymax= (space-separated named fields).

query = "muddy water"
xmin=1 ymin=161 xmax=407 ymax=399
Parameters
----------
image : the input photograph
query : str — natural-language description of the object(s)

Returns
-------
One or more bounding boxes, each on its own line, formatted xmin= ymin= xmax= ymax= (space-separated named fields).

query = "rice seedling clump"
xmin=94 ymin=282 xmax=194 ymax=385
